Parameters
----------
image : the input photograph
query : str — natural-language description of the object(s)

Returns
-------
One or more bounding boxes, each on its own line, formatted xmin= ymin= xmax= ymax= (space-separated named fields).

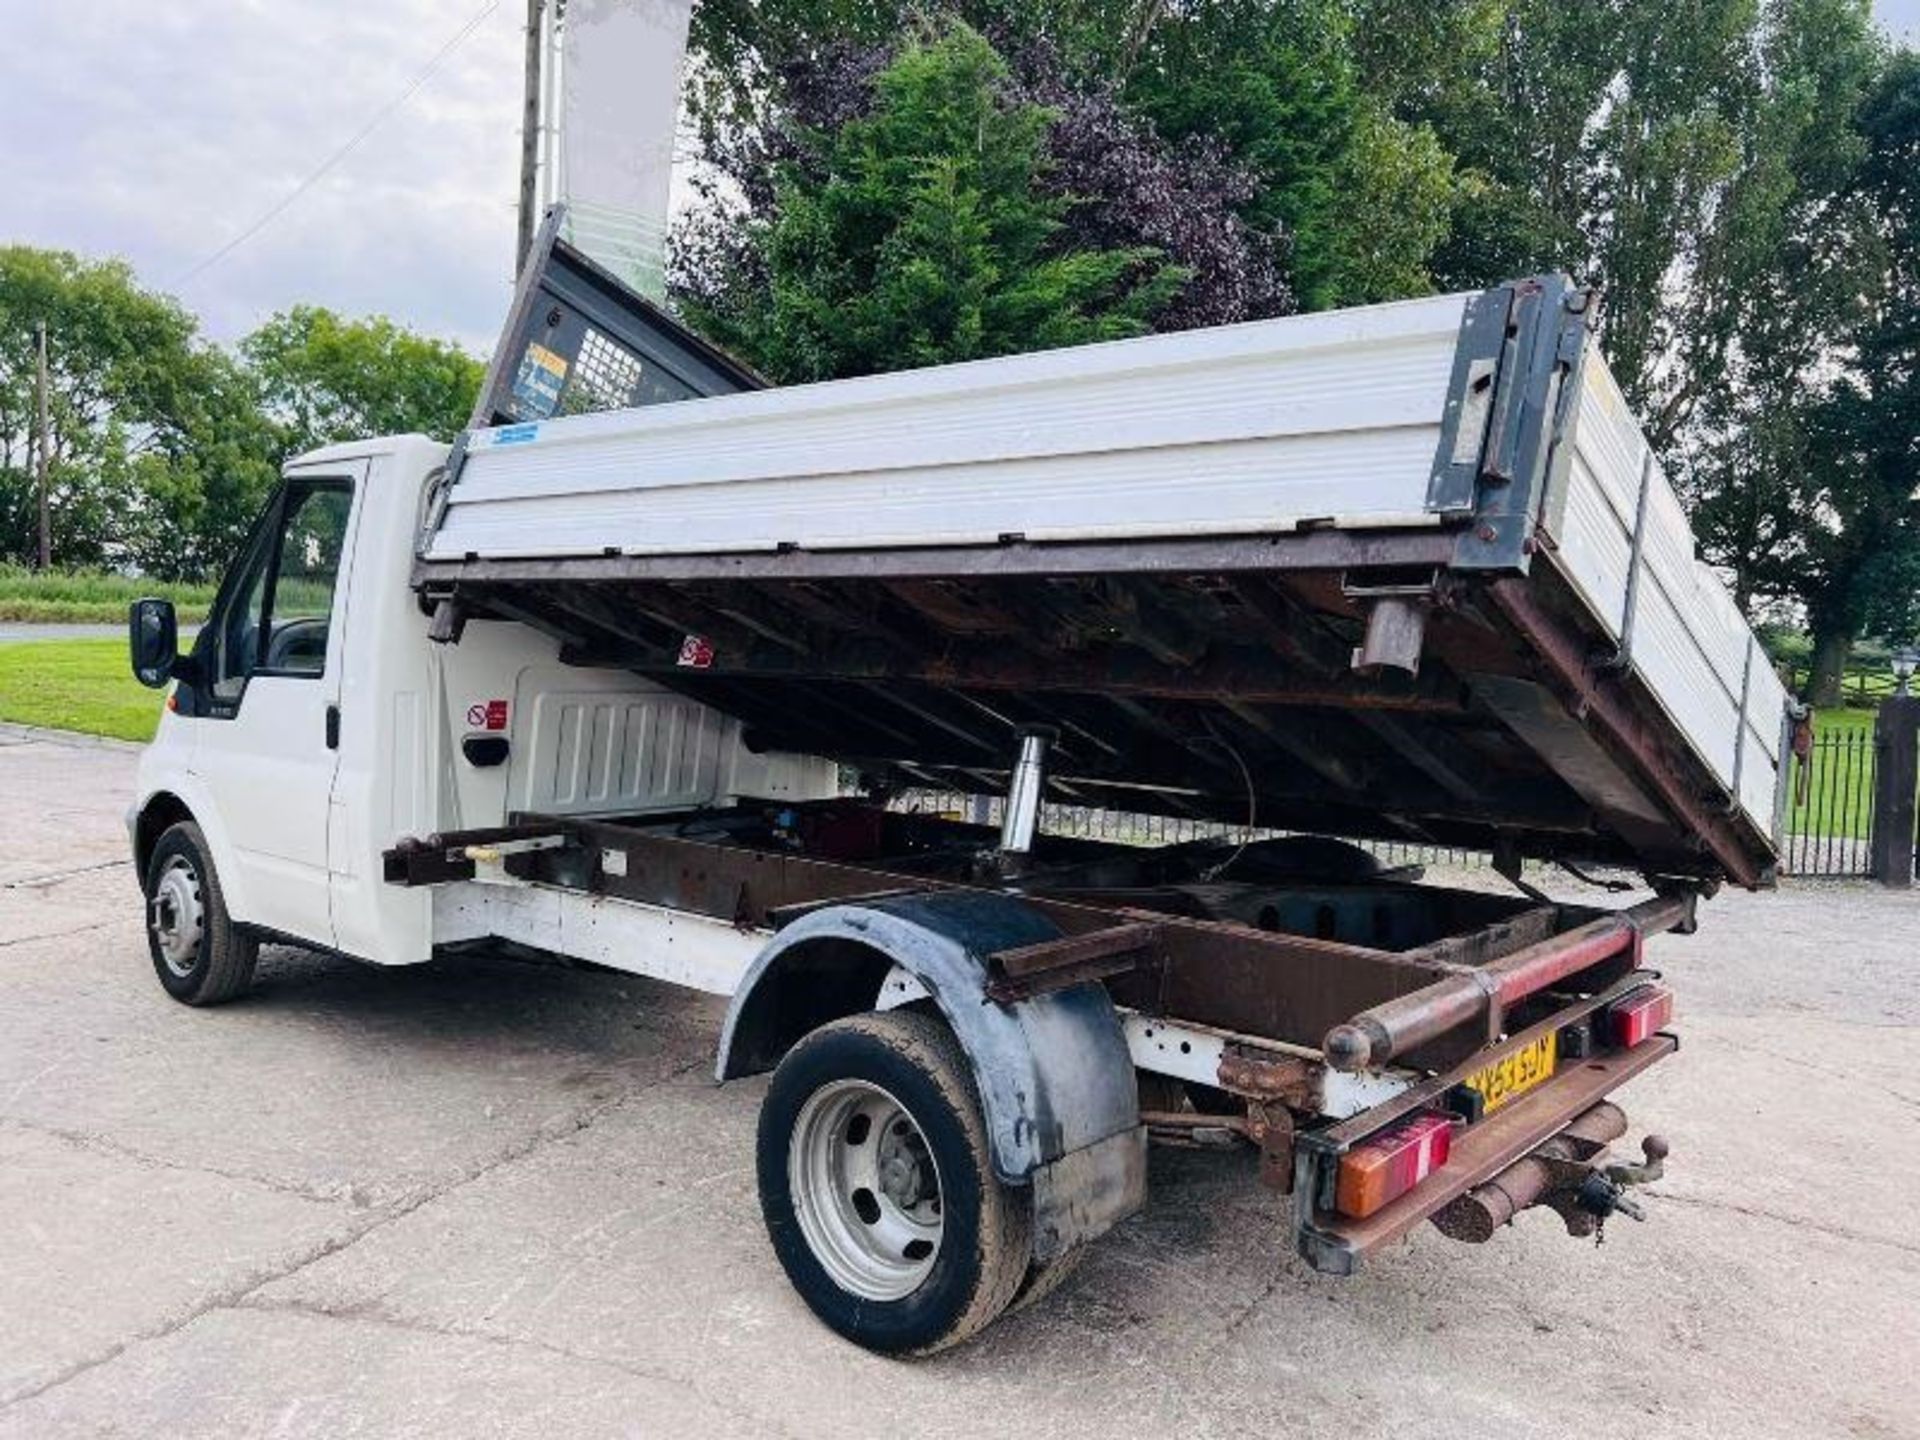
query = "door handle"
xmin=325 ymin=703 xmax=341 ymax=750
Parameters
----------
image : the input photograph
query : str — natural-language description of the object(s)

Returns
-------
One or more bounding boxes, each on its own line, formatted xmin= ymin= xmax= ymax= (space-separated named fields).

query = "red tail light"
xmin=1605 ymin=985 xmax=1674 ymax=1048
xmin=1334 ymin=1111 xmax=1453 ymax=1219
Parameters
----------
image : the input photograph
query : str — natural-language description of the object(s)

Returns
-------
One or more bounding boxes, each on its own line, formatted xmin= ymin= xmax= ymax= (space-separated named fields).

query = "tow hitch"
xmin=1431 ymin=1103 xmax=1669 ymax=1245
xmin=1573 ymin=1133 xmax=1670 ymax=1242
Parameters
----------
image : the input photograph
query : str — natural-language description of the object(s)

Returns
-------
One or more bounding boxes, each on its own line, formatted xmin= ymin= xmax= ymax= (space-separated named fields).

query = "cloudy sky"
xmin=3 ymin=0 xmax=1917 ymax=356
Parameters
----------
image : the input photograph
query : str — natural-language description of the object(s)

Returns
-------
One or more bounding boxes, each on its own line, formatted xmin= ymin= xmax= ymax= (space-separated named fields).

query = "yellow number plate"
xmin=1462 ymin=1032 xmax=1558 ymax=1114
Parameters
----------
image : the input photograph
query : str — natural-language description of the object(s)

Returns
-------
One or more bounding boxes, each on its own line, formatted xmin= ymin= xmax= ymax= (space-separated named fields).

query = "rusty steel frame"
xmin=391 ymin=808 xmax=1684 ymax=1066
xmin=983 ymin=922 xmax=1163 ymax=1003
xmin=549 ymin=817 xmax=1465 ymax=1048
xmin=385 ymin=812 xmax=1565 ymax=1050
xmin=1321 ymin=892 xmax=1689 ymax=1071
xmin=407 ymin=541 xmax=1785 ymax=883
xmin=386 ymin=809 xmax=1689 ymax=1253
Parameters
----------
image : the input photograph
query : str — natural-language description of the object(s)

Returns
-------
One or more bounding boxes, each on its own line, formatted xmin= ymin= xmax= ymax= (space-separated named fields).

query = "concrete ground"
xmin=1 ymin=728 xmax=1915 ymax=1440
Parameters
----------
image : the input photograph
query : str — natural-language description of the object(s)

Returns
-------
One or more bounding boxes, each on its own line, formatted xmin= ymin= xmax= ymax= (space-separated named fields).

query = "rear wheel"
xmin=144 ymin=821 xmax=257 ymax=1006
xmin=757 ymin=1010 xmax=1031 ymax=1354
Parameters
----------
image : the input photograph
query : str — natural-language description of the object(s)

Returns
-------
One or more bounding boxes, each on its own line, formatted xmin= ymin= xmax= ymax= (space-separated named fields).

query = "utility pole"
xmin=34 ymin=321 xmax=50 ymax=572
xmin=517 ymin=0 xmax=545 ymax=276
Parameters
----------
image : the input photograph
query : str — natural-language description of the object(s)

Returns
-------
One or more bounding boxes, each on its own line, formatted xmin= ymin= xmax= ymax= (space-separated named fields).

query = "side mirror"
xmin=129 ymin=598 xmax=179 ymax=689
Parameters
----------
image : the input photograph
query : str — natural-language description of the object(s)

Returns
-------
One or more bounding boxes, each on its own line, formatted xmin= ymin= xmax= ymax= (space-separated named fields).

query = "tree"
xmin=1682 ymin=27 xmax=1912 ymax=704
xmin=1116 ymin=0 xmax=1459 ymax=311
xmin=1365 ymin=0 xmax=1771 ymax=440
xmin=122 ymin=355 xmax=282 ymax=582
xmin=1779 ymin=50 xmax=1920 ymax=701
xmin=0 ymin=246 xmax=268 ymax=572
xmin=0 ymin=250 xmax=483 ymax=581
xmin=685 ymin=0 xmax=1458 ymax=318
xmin=240 ymin=306 xmax=482 ymax=459
xmin=673 ymin=23 xmax=1185 ymax=383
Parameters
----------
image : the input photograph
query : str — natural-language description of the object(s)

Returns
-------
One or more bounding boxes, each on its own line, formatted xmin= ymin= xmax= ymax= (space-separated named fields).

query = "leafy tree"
xmin=1019 ymin=47 xmax=1292 ymax=329
xmin=674 ymin=23 xmax=1185 ymax=382
xmin=1680 ymin=22 xmax=1910 ymax=703
xmin=240 ymin=306 xmax=482 ymax=459
xmin=1116 ymin=0 xmax=1458 ymax=311
xmin=0 ymin=246 xmax=269 ymax=573
xmin=124 ymin=355 xmax=282 ymax=582
xmin=1771 ymin=50 xmax=1920 ymax=701
xmin=0 ymin=250 xmax=482 ymax=581
xmin=1369 ymin=0 xmax=1765 ymax=439
xmin=686 ymin=0 xmax=1457 ymax=317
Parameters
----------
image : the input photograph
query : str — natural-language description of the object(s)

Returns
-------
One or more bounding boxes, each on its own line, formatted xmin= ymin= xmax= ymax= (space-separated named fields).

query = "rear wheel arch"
xmin=716 ymin=895 xmax=1139 ymax=1186
xmin=716 ymin=933 xmax=896 ymax=1081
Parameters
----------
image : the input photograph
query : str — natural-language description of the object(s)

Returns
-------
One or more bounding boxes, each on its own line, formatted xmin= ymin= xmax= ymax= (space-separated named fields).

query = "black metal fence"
xmin=890 ymin=791 xmax=1487 ymax=872
xmin=1781 ymin=729 xmax=1879 ymax=878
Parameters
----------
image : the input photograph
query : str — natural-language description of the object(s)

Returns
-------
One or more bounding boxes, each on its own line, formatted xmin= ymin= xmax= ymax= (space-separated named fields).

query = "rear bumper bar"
xmin=1292 ymin=976 xmax=1675 ymax=1274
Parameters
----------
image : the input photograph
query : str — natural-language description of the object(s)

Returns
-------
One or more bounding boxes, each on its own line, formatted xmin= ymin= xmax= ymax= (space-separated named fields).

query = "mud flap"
xmin=1031 ymin=1126 xmax=1148 ymax=1263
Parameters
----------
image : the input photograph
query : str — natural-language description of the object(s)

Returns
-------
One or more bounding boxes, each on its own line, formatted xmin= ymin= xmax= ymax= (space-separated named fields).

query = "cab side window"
xmin=206 ymin=478 xmax=353 ymax=704
xmin=264 ymin=485 xmax=351 ymax=676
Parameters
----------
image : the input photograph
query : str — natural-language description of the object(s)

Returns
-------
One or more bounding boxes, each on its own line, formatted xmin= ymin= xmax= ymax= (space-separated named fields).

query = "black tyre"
xmin=1007 ymin=1247 xmax=1085 ymax=1316
xmin=144 ymin=821 xmax=258 ymax=1006
xmin=757 ymin=1010 xmax=1031 ymax=1354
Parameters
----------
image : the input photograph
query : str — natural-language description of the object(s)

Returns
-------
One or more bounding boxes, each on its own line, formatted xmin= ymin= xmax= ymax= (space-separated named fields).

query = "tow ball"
xmin=1575 ymin=1134 xmax=1670 ymax=1243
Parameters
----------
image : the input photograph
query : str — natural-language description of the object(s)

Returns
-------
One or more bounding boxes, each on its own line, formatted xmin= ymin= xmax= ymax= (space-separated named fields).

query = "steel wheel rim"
xmin=150 ymin=854 xmax=205 ymax=977
xmin=789 ymin=1078 xmax=944 ymax=1301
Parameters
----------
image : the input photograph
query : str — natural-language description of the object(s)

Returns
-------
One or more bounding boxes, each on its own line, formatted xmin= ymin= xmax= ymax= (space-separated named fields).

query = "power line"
xmin=172 ymin=0 xmax=503 ymax=289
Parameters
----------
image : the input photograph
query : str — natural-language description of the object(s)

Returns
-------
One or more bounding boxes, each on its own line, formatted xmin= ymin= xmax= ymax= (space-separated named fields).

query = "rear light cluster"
xmin=1334 ymin=1111 xmax=1453 ymax=1219
xmin=1604 ymin=984 xmax=1674 ymax=1048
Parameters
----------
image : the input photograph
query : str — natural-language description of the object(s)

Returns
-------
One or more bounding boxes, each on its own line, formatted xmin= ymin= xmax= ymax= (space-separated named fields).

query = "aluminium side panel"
xmin=1547 ymin=345 xmax=1786 ymax=837
xmin=425 ymin=293 xmax=1471 ymax=561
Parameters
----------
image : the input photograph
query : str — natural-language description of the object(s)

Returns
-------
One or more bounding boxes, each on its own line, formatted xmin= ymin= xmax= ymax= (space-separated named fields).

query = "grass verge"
xmin=0 ymin=637 xmax=164 ymax=742
xmin=0 ymin=565 xmax=215 ymax=625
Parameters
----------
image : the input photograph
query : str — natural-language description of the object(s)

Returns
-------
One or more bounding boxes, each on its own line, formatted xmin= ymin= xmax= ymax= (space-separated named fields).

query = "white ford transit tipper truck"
xmin=124 ymin=215 xmax=1788 ymax=1353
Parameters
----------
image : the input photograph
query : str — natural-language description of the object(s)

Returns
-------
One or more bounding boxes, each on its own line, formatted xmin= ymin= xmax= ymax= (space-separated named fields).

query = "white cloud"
xmin=0 ymin=0 xmax=528 ymax=351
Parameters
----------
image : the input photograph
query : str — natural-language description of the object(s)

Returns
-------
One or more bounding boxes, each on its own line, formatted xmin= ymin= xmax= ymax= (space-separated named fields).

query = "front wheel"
xmin=756 ymin=1010 xmax=1031 ymax=1354
xmin=144 ymin=821 xmax=258 ymax=1005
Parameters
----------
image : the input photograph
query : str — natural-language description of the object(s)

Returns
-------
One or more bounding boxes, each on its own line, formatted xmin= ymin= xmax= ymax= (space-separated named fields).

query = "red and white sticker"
xmin=466 ymin=699 xmax=510 ymax=731
xmin=677 ymin=634 xmax=715 ymax=670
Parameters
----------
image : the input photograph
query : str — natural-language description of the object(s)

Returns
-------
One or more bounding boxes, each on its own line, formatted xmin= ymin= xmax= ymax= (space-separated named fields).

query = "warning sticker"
xmin=677 ymin=634 xmax=716 ymax=670
xmin=510 ymin=342 xmax=568 ymax=420
xmin=465 ymin=700 xmax=510 ymax=732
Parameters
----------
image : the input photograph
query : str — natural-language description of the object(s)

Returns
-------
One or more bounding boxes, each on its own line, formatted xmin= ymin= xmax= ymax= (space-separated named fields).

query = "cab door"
xmin=188 ymin=468 xmax=361 ymax=947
